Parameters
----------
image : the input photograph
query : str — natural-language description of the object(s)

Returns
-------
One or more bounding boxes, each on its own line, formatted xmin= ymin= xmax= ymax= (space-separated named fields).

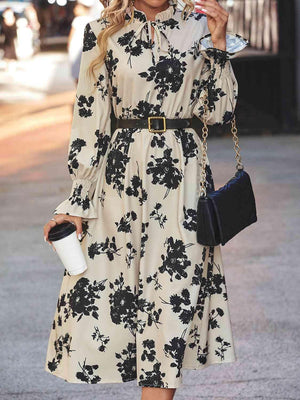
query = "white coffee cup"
xmin=48 ymin=222 xmax=87 ymax=276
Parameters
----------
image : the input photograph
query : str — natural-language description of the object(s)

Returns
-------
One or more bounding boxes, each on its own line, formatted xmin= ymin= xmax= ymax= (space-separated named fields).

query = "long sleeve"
xmin=53 ymin=20 xmax=112 ymax=219
xmin=192 ymin=16 xmax=249 ymax=126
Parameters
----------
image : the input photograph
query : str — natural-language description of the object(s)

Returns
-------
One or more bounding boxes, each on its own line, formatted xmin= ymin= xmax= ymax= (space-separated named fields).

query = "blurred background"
xmin=1 ymin=0 xmax=300 ymax=133
xmin=1 ymin=0 xmax=300 ymax=399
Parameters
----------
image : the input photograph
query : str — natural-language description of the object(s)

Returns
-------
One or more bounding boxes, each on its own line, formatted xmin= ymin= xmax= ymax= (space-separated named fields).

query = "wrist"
xmin=212 ymin=40 xmax=226 ymax=52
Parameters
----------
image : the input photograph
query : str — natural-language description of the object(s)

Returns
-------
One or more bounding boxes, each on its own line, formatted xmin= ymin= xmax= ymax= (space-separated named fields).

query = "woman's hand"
xmin=43 ymin=214 xmax=83 ymax=250
xmin=194 ymin=0 xmax=229 ymax=51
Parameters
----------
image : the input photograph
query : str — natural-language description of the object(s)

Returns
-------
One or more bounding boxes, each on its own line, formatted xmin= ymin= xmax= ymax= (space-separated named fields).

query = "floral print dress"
xmin=44 ymin=0 xmax=249 ymax=389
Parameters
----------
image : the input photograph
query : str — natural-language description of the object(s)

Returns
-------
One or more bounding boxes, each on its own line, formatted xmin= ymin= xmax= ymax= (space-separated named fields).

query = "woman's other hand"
xmin=43 ymin=214 xmax=83 ymax=250
xmin=195 ymin=0 xmax=229 ymax=51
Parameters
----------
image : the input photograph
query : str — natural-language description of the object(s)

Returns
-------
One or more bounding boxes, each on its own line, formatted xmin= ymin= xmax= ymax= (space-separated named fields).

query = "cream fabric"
xmin=45 ymin=0 xmax=248 ymax=388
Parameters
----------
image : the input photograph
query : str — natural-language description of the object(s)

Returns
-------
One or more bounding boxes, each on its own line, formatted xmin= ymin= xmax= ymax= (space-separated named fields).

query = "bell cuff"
xmin=53 ymin=179 xmax=98 ymax=219
xmin=199 ymin=32 xmax=249 ymax=64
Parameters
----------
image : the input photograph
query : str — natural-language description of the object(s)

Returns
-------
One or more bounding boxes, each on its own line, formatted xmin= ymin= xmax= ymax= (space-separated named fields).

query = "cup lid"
xmin=48 ymin=221 xmax=77 ymax=241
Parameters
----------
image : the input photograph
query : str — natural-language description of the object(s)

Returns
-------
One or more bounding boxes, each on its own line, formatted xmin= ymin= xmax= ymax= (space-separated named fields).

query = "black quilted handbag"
xmin=196 ymin=89 xmax=257 ymax=246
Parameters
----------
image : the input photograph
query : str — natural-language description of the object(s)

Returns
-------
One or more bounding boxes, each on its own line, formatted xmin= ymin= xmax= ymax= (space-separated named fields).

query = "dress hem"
xmin=44 ymin=356 xmax=237 ymax=388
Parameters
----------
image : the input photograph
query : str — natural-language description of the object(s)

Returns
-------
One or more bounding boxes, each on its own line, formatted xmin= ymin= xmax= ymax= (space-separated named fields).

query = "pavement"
xmin=0 ymin=51 xmax=300 ymax=400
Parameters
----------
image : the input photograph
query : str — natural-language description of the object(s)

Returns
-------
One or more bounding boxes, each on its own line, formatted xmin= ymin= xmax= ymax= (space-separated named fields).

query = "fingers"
xmin=195 ymin=0 xmax=229 ymax=22
xmin=56 ymin=214 xmax=83 ymax=240
xmin=43 ymin=214 xmax=83 ymax=248
xmin=73 ymin=217 xmax=83 ymax=240
xmin=43 ymin=221 xmax=57 ymax=252
xmin=195 ymin=0 xmax=228 ymax=15
xmin=195 ymin=4 xmax=226 ymax=23
xmin=43 ymin=218 xmax=58 ymax=245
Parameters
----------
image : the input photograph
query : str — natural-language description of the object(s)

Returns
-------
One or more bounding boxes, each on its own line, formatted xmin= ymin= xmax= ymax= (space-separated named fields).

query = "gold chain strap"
xmin=199 ymin=88 xmax=244 ymax=198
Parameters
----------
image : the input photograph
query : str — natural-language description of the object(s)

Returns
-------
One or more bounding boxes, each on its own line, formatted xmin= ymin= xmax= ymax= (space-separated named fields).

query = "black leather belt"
xmin=115 ymin=116 xmax=202 ymax=133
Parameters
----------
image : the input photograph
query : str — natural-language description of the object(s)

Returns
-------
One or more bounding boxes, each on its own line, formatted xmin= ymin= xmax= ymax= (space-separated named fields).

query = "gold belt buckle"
xmin=148 ymin=116 xmax=166 ymax=133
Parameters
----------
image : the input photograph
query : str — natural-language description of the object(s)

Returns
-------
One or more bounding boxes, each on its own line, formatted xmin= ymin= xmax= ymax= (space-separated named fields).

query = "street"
xmin=0 ymin=51 xmax=300 ymax=400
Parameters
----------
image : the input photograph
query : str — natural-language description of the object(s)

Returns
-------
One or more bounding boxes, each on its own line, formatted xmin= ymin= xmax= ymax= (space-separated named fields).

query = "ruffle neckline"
xmin=125 ymin=0 xmax=178 ymax=23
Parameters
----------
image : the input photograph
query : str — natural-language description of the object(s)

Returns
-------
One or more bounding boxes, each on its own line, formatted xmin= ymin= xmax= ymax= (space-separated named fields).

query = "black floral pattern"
xmin=150 ymin=133 xmax=167 ymax=149
xmin=188 ymin=325 xmax=200 ymax=350
xmin=81 ymin=220 xmax=91 ymax=241
xmin=192 ymin=246 xmax=229 ymax=323
xmin=137 ymin=274 xmax=163 ymax=333
xmin=124 ymin=9 xmax=148 ymax=23
xmin=160 ymin=289 xmax=196 ymax=325
xmin=68 ymin=183 xmax=90 ymax=211
xmin=117 ymin=30 xmax=152 ymax=68
xmin=88 ymin=236 xmax=122 ymax=261
xmin=159 ymin=17 xmax=179 ymax=31
xmin=149 ymin=202 xmax=167 ymax=228
xmin=215 ymin=336 xmax=232 ymax=360
xmin=208 ymin=307 xmax=225 ymax=330
xmin=109 ymin=272 xmax=137 ymax=336
xmin=115 ymin=342 xmax=137 ymax=382
xmin=197 ymin=341 xmax=209 ymax=365
xmin=77 ymin=95 xmax=94 ymax=118
xmin=164 ymin=330 xmax=187 ymax=378
xmin=95 ymin=73 xmax=109 ymax=100
xmin=105 ymin=129 xmax=135 ymax=197
xmin=138 ymin=339 xmax=167 ymax=388
xmin=159 ymin=236 xmax=194 ymax=281
xmin=182 ymin=205 xmax=197 ymax=232
xmin=47 ymin=333 xmax=75 ymax=372
xmin=173 ymin=128 xmax=198 ymax=166
xmin=82 ymin=23 xmax=97 ymax=52
xmin=46 ymin=3 xmax=243 ymax=386
xmin=146 ymin=272 xmax=163 ymax=291
xmin=140 ymin=221 xmax=149 ymax=258
xmin=76 ymin=358 xmax=101 ymax=383
xmin=203 ymin=47 xmax=230 ymax=68
xmin=115 ymin=211 xmax=137 ymax=233
xmin=126 ymin=242 xmax=138 ymax=268
xmin=146 ymin=148 xmax=184 ymax=199
xmin=105 ymin=48 xmax=119 ymax=84
xmin=98 ymin=188 xmax=106 ymax=207
xmin=139 ymin=50 xmax=187 ymax=104
xmin=111 ymin=84 xmax=122 ymax=105
xmin=68 ymin=138 xmax=87 ymax=176
xmin=131 ymin=100 xmax=162 ymax=119
xmin=56 ymin=277 xmax=107 ymax=323
xmin=91 ymin=326 xmax=110 ymax=352
xmin=91 ymin=129 xmax=111 ymax=167
xmin=125 ymin=161 xmax=148 ymax=205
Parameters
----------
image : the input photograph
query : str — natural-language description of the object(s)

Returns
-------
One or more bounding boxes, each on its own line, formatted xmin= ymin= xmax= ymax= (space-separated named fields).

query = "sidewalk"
xmin=0 ymin=91 xmax=74 ymax=181
xmin=0 ymin=89 xmax=300 ymax=399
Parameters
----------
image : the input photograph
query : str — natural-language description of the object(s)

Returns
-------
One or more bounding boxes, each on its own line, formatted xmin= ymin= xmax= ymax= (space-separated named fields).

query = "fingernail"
xmin=78 ymin=233 xmax=82 ymax=240
xmin=195 ymin=7 xmax=207 ymax=13
xmin=44 ymin=236 xmax=47 ymax=242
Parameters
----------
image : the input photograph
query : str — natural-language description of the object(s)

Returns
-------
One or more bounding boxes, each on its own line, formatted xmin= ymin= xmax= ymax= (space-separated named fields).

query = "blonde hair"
xmin=87 ymin=0 xmax=195 ymax=83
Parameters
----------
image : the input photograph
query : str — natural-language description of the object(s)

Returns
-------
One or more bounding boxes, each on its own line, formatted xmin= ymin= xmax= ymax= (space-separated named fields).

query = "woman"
xmin=43 ymin=0 xmax=248 ymax=398
xmin=68 ymin=0 xmax=95 ymax=85
xmin=1 ymin=7 xmax=18 ymax=71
